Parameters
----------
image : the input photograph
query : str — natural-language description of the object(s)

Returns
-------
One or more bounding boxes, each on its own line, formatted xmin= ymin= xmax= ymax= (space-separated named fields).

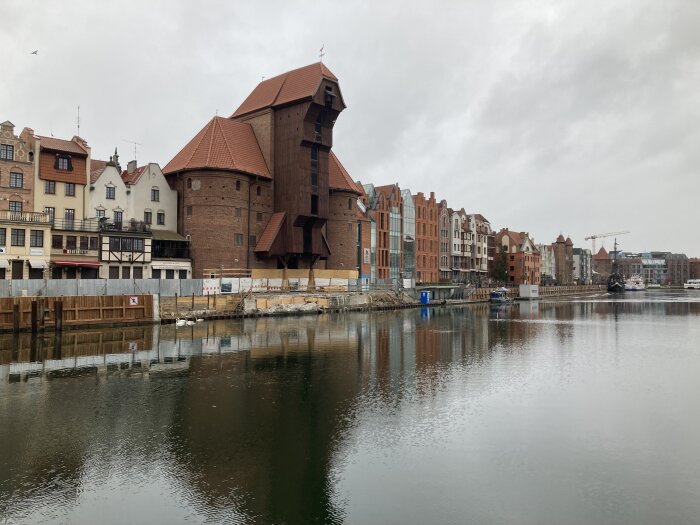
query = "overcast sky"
xmin=2 ymin=0 xmax=698 ymax=256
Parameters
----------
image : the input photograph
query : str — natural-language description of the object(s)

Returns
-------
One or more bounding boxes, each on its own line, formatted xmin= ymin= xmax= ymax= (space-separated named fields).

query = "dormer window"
xmin=55 ymin=154 xmax=72 ymax=171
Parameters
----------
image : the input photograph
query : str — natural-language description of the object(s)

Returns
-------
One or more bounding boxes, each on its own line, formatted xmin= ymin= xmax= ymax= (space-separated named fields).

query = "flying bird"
xmin=30 ymin=50 xmax=38 ymax=55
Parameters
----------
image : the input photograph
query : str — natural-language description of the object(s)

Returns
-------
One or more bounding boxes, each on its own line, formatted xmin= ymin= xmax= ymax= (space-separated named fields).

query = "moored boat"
xmin=624 ymin=274 xmax=645 ymax=291
xmin=607 ymin=238 xmax=625 ymax=293
xmin=490 ymin=288 xmax=513 ymax=303
xmin=684 ymin=279 xmax=700 ymax=290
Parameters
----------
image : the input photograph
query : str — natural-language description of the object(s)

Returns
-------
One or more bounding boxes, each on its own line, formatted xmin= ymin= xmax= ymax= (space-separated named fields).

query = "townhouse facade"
xmin=413 ymin=191 xmax=438 ymax=283
xmin=572 ymin=248 xmax=592 ymax=285
xmin=496 ymin=228 xmax=541 ymax=285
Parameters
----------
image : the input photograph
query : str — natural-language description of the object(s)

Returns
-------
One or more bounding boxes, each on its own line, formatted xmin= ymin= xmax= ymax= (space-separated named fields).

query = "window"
xmin=56 ymin=155 xmax=72 ymax=170
xmin=110 ymin=237 xmax=120 ymax=251
xmin=249 ymin=235 xmax=256 ymax=246
xmin=52 ymin=235 xmax=63 ymax=249
xmin=80 ymin=236 xmax=88 ymax=250
xmin=151 ymin=188 xmax=159 ymax=202
xmin=9 ymin=172 xmax=23 ymax=188
xmin=109 ymin=266 xmax=120 ymax=279
xmin=310 ymin=172 xmax=318 ymax=187
xmin=152 ymin=269 xmax=161 ymax=279
xmin=122 ymin=267 xmax=130 ymax=279
xmin=311 ymin=195 xmax=318 ymax=215
xmin=165 ymin=269 xmax=174 ymax=279
xmin=157 ymin=212 xmax=165 ymax=225
xmin=0 ymin=144 xmax=14 ymax=160
xmin=256 ymin=186 xmax=261 ymax=196
xmin=106 ymin=186 xmax=115 ymax=199
xmin=144 ymin=211 xmax=152 ymax=224
xmin=0 ymin=228 xmax=5 ymax=246
xmin=348 ymin=198 xmax=352 ymax=210
xmin=45 ymin=180 xmax=56 ymax=194
xmin=186 ymin=206 xmax=192 ymax=217
xmin=114 ymin=211 xmax=122 ymax=224
xmin=89 ymin=236 xmax=98 ymax=250
xmin=256 ymin=212 xmax=262 ymax=222
xmin=234 ymin=233 xmax=243 ymax=246
xmin=66 ymin=236 xmax=77 ymax=249
xmin=236 ymin=181 xmax=241 ymax=191
xmin=235 ymin=207 xmax=241 ymax=217
xmin=9 ymin=201 xmax=22 ymax=213
xmin=64 ymin=208 xmax=75 ymax=226
xmin=187 ymin=178 xmax=192 ymax=189
xmin=11 ymin=229 xmax=25 ymax=246
xmin=179 ymin=270 xmax=187 ymax=279
xmin=133 ymin=267 xmax=143 ymax=279
xmin=65 ymin=183 xmax=75 ymax=196
xmin=95 ymin=208 xmax=105 ymax=219
xmin=30 ymin=230 xmax=44 ymax=247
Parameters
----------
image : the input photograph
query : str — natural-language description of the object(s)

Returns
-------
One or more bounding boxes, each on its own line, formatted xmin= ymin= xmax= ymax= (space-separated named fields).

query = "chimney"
xmin=127 ymin=160 xmax=137 ymax=174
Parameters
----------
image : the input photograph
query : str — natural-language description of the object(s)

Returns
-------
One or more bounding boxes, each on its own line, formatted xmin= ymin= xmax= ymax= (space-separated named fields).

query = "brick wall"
xmin=327 ymin=191 xmax=358 ymax=270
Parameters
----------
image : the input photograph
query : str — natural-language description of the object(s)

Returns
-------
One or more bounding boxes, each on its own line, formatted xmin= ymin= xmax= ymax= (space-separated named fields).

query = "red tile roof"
xmin=255 ymin=212 xmax=286 ymax=254
xmin=162 ymin=116 xmax=271 ymax=178
xmin=37 ymin=135 xmax=88 ymax=155
xmin=593 ymin=247 xmax=610 ymax=260
xmin=232 ymin=62 xmax=339 ymax=118
xmin=329 ymin=152 xmax=362 ymax=194
xmin=121 ymin=165 xmax=148 ymax=185
xmin=89 ymin=159 xmax=108 ymax=184
xmin=471 ymin=213 xmax=490 ymax=224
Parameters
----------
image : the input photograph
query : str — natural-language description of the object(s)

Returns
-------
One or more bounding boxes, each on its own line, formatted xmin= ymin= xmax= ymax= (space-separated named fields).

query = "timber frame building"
xmin=163 ymin=62 xmax=360 ymax=278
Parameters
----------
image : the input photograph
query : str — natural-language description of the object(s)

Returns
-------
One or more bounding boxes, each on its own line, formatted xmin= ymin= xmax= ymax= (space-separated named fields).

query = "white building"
xmin=537 ymin=243 xmax=556 ymax=285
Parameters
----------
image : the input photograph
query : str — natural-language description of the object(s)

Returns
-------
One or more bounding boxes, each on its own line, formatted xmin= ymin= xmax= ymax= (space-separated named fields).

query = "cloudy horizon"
xmin=2 ymin=0 xmax=698 ymax=256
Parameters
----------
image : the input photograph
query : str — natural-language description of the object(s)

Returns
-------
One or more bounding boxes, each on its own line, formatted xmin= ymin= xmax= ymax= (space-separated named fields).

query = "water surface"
xmin=1 ymin=290 xmax=699 ymax=524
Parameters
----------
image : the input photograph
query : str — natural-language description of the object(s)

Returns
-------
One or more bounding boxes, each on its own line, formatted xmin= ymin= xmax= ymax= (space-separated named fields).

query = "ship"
xmin=607 ymin=239 xmax=625 ymax=293
xmin=624 ymin=274 xmax=645 ymax=291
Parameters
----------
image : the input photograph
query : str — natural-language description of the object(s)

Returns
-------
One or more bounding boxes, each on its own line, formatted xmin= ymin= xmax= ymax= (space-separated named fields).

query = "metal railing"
xmin=51 ymin=218 xmax=100 ymax=231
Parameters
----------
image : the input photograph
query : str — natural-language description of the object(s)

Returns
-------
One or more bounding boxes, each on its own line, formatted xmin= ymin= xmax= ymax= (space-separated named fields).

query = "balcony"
xmin=0 ymin=210 xmax=52 ymax=224
xmin=52 ymin=218 xmax=100 ymax=232
xmin=99 ymin=218 xmax=151 ymax=234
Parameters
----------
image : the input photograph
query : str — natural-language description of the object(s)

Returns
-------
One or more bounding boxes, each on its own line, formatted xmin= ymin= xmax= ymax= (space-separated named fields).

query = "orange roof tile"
xmin=255 ymin=212 xmax=286 ymax=254
xmin=121 ymin=165 xmax=148 ymax=185
xmin=232 ymin=62 xmax=339 ymax=118
xmin=329 ymin=151 xmax=362 ymax=194
xmin=593 ymin=247 xmax=610 ymax=260
xmin=89 ymin=159 xmax=108 ymax=184
xmin=37 ymin=135 xmax=88 ymax=155
xmin=162 ymin=116 xmax=270 ymax=178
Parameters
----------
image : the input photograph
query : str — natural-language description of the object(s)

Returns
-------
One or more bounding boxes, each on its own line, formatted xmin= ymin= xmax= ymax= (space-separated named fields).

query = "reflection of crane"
xmin=584 ymin=230 xmax=630 ymax=254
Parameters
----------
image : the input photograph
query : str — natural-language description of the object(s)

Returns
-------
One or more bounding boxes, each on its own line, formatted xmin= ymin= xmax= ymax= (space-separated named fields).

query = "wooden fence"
xmin=0 ymin=295 xmax=154 ymax=332
xmin=159 ymin=293 xmax=246 ymax=319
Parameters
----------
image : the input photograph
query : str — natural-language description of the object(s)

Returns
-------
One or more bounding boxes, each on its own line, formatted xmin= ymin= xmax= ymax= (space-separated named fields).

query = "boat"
xmin=647 ymin=283 xmax=661 ymax=289
xmin=607 ymin=239 xmax=625 ymax=293
xmin=684 ymin=279 xmax=700 ymax=290
xmin=624 ymin=274 xmax=645 ymax=291
xmin=490 ymin=288 xmax=513 ymax=303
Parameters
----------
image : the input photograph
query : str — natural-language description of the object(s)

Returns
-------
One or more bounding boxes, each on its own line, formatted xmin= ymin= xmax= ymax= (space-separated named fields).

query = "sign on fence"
xmin=202 ymin=279 xmax=220 ymax=295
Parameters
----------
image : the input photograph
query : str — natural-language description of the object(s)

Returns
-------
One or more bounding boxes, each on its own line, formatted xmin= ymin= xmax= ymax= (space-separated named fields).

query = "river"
xmin=1 ymin=290 xmax=699 ymax=524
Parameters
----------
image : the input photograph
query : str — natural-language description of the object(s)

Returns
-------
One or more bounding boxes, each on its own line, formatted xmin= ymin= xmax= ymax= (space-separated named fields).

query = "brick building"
xmin=496 ymin=228 xmax=541 ymax=285
xmin=664 ymin=253 xmax=689 ymax=286
xmin=413 ymin=191 xmax=438 ymax=283
xmin=164 ymin=62 xmax=359 ymax=277
xmin=361 ymin=183 xmax=403 ymax=281
xmin=591 ymin=247 xmax=611 ymax=284
xmin=553 ymin=234 xmax=574 ymax=285
xmin=689 ymin=258 xmax=700 ymax=280
xmin=438 ymin=201 xmax=451 ymax=282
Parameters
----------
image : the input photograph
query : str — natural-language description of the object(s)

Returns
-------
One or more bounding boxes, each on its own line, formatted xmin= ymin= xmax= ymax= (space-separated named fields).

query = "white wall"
xmin=127 ymin=163 xmax=177 ymax=231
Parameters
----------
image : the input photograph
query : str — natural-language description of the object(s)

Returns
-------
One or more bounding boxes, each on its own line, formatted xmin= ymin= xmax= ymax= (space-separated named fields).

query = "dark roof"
xmin=329 ymin=152 xmax=362 ymax=194
xmin=255 ymin=212 xmax=286 ymax=253
xmin=162 ymin=116 xmax=270 ymax=178
xmin=232 ymin=62 xmax=339 ymax=118
xmin=121 ymin=165 xmax=148 ymax=185
xmin=151 ymin=229 xmax=187 ymax=242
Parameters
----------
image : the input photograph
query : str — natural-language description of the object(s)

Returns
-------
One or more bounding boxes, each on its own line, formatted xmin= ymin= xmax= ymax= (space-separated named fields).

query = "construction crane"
xmin=584 ymin=230 xmax=630 ymax=254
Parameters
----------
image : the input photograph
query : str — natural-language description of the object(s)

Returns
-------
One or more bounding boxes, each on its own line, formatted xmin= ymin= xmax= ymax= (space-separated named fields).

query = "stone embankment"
xmin=161 ymin=285 xmax=604 ymax=322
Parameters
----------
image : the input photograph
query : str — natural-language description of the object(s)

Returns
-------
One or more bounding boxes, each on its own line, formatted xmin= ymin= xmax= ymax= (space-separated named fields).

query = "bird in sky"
xmin=30 ymin=50 xmax=38 ymax=55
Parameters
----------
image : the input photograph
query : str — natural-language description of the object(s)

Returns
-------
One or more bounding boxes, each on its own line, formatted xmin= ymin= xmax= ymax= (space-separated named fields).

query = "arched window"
xmin=348 ymin=198 xmax=352 ymax=210
xmin=187 ymin=178 xmax=192 ymax=189
xmin=236 ymin=180 xmax=241 ymax=191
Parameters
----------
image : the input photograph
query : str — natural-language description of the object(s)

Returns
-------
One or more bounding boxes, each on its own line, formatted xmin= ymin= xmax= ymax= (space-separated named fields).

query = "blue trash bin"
xmin=420 ymin=291 xmax=430 ymax=305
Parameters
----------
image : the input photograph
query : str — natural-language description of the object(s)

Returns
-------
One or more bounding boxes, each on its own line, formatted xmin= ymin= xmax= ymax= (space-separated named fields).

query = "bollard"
xmin=31 ymin=300 xmax=38 ymax=333
xmin=54 ymin=301 xmax=63 ymax=332
xmin=13 ymin=303 xmax=20 ymax=333
xmin=207 ymin=292 xmax=210 ymax=309
xmin=191 ymin=292 xmax=195 ymax=309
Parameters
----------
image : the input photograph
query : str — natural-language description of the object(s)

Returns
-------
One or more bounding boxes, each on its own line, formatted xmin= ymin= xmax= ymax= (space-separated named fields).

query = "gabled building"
xmin=164 ymin=62 xmax=355 ymax=277
xmin=496 ymin=228 xmax=541 ymax=285
xmin=592 ymin=247 xmax=611 ymax=284
xmin=449 ymin=209 xmax=470 ymax=283
xmin=0 ymin=121 xmax=51 ymax=279
xmin=401 ymin=188 xmax=415 ymax=280
xmin=553 ymin=234 xmax=574 ymax=285
xmin=362 ymin=183 xmax=403 ymax=281
xmin=413 ymin=191 xmax=438 ymax=283
xmin=468 ymin=213 xmax=493 ymax=285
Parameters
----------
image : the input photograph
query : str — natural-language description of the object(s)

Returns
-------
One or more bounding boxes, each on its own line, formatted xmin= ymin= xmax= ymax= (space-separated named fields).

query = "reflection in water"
xmin=1 ymin=290 xmax=700 ymax=524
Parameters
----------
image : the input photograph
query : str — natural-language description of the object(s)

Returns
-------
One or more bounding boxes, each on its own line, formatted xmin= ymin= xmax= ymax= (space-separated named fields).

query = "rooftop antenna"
xmin=76 ymin=105 xmax=80 ymax=136
xmin=122 ymin=139 xmax=143 ymax=162
xmin=319 ymin=44 xmax=325 ymax=63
